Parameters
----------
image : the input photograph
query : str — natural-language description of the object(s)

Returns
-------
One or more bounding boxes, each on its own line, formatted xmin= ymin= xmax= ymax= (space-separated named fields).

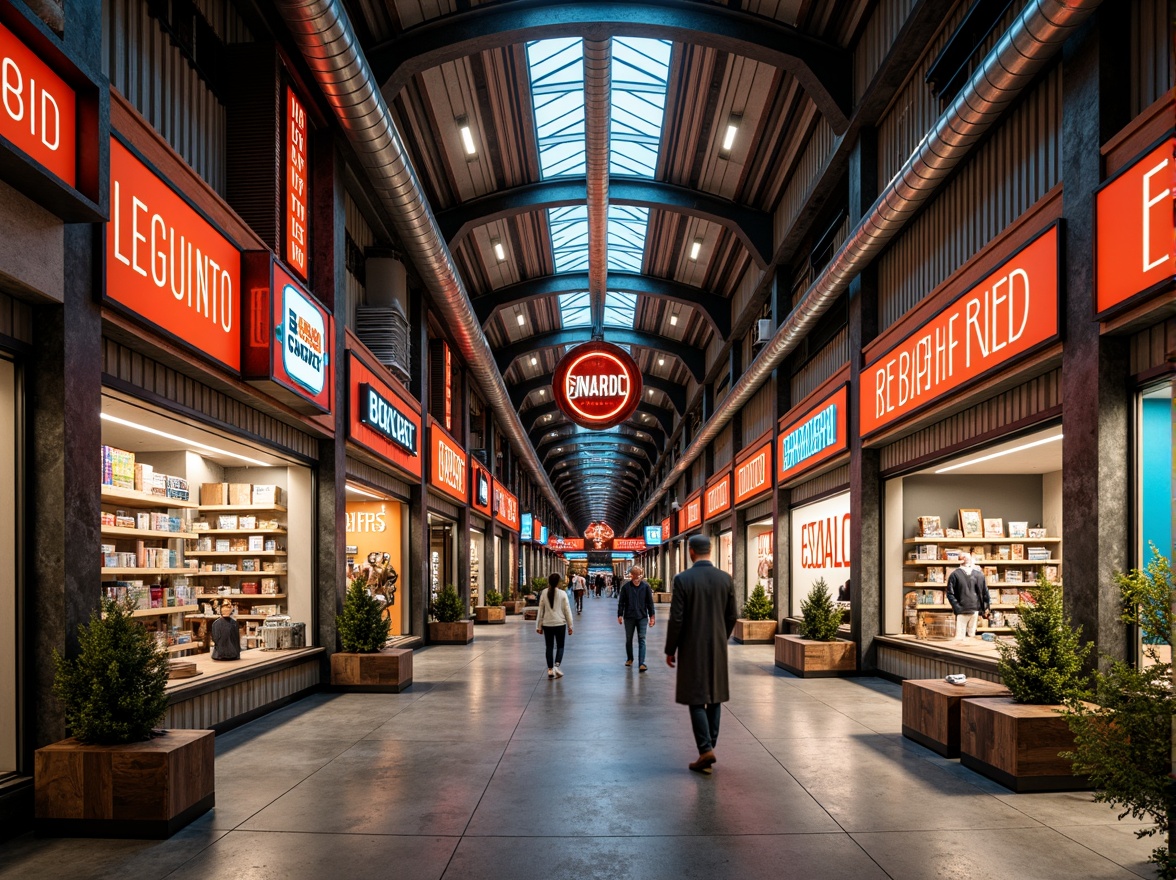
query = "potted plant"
xmin=330 ymin=577 xmax=411 ymax=692
xmin=475 ymin=588 xmax=507 ymax=624
xmin=1065 ymin=550 xmax=1175 ymax=877
xmin=35 ymin=597 xmax=215 ymax=838
xmin=502 ymin=589 xmax=525 ymax=615
xmin=959 ymin=574 xmax=1092 ymax=792
xmin=524 ymin=576 xmax=546 ymax=619
xmin=775 ymin=578 xmax=856 ymax=676
xmin=733 ymin=582 xmax=777 ymax=644
xmin=429 ymin=584 xmax=474 ymax=644
xmin=649 ymin=576 xmax=671 ymax=603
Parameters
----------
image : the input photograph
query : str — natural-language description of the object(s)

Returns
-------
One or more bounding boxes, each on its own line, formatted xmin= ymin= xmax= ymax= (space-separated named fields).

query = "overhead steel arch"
xmin=510 ymin=370 xmax=687 ymax=416
xmin=496 ymin=329 xmax=705 ymax=381
xmin=531 ymin=421 xmax=666 ymax=453
xmin=547 ymin=447 xmax=654 ymax=473
xmin=535 ymin=427 xmax=661 ymax=460
xmin=538 ymin=436 xmax=660 ymax=464
xmin=523 ymin=399 xmax=674 ymax=435
xmin=369 ymin=0 xmax=851 ymax=132
xmin=476 ymin=273 xmax=730 ymax=340
xmin=439 ymin=178 xmax=772 ymax=268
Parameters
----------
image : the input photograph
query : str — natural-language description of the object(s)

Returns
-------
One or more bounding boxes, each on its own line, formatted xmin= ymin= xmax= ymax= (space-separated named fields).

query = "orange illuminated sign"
xmin=660 ymin=516 xmax=671 ymax=542
xmin=860 ymin=225 xmax=1059 ymax=437
xmin=777 ymin=385 xmax=848 ymax=484
xmin=1096 ymin=137 xmax=1175 ymax=315
xmin=429 ymin=420 xmax=467 ymax=503
xmin=678 ymin=490 xmax=702 ymax=533
xmin=0 ymin=17 xmax=76 ymax=186
xmin=107 ymin=136 xmax=242 ymax=371
xmin=733 ymin=438 xmax=772 ymax=505
xmin=613 ymin=537 xmax=646 ymax=552
xmin=548 ymin=536 xmax=584 ymax=552
xmin=553 ymin=341 xmax=642 ymax=430
xmin=493 ymin=480 xmax=519 ymax=531
xmin=285 ymin=87 xmax=308 ymax=279
xmin=703 ymin=471 xmax=732 ymax=519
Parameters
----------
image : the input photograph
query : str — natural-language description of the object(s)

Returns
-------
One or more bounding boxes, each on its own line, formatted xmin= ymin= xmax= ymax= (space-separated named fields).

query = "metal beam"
xmin=583 ymin=37 xmax=610 ymax=336
xmin=539 ymin=436 xmax=659 ymax=463
xmin=535 ymin=427 xmax=662 ymax=460
xmin=474 ymin=272 xmax=730 ymax=339
xmin=523 ymin=398 xmax=673 ymax=435
xmin=438 ymin=178 xmax=772 ymax=267
xmin=496 ymin=329 xmax=705 ymax=381
xmin=370 ymin=0 xmax=851 ymax=132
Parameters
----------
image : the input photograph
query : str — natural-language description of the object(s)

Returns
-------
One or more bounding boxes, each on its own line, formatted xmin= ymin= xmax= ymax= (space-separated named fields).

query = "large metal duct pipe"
xmin=626 ymin=0 xmax=1103 ymax=533
xmin=273 ymin=0 xmax=576 ymax=532
xmin=583 ymin=38 xmax=611 ymax=338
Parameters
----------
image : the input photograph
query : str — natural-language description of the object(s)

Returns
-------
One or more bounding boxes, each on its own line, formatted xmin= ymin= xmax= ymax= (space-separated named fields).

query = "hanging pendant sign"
xmin=493 ymin=480 xmax=519 ymax=531
xmin=660 ymin=517 xmax=672 ymax=543
xmin=678 ymin=490 xmax=702 ymax=533
xmin=552 ymin=341 xmax=643 ymax=430
xmin=613 ymin=537 xmax=647 ymax=552
xmin=548 ymin=536 xmax=585 ymax=552
xmin=469 ymin=457 xmax=492 ymax=517
xmin=644 ymin=525 xmax=663 ymax=546
xmin=347 ymin=350 xmax=422 ymax=479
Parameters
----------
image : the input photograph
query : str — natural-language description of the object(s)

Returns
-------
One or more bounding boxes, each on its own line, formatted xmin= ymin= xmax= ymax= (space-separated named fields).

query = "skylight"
xmin=558 ymin=292 xmax=591 ymax=328
xmin=526 ymin=39 xmax=586 ymax=179
xmin=610 ymin=38 xmax=671 ymax=178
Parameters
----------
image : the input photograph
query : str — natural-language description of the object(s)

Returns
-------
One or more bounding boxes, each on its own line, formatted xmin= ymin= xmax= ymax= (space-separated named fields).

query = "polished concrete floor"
xmin=1 ymin=591 xmax=1158 ymax=879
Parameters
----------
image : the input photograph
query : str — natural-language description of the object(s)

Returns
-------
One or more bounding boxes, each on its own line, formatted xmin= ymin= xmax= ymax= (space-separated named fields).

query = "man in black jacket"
xmin=665 ymin=534 xmax=737 ymax=774
xmin=946 ymin=553 xmax=989 ymax=643
xmin=617 ymin=565 xmax=656 ymax=670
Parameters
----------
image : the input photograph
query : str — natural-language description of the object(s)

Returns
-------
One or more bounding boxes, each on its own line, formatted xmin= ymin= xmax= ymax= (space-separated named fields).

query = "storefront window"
xmin=470 ymin=529 xmax=485 ymax=613
xmin=746 ymin=519 xmax=774 ymax=600
xmin=718 ymin=531 xmax=733 ymax=575
xmin=790 ymin=492 xmax=851 ymax=618
xmin=345 ymin=486 xmax=409 ymax=638
xmin=429 ymin=516 xmax=456 ymax=607
xmin=1138 ymin=383 xmax=1172 ymax=667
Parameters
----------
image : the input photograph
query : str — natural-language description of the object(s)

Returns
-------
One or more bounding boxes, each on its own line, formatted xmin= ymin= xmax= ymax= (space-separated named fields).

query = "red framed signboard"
xmin=346 ymin=350 xmax=421 ymax=479
xmin=703 ymin=471 xmax=732 ymax=520
xmin=552 ymin=341 xmax=643 ymax=430
xmin=469 ymin=458 xmax=492 ymax=517
xmin=860 ymin=225 xmax=1060 ymax=437
xmin=429 ymin=420 xmax=467 ymax=504
xmin=243 ymin=253 xmax=333 ymax=414
xmin=613 ymin=537 xmax=646 ymax=552
xmin=1095 ymin=135 xmax=1175 ymax=317
xmin=734 ymin=436 xmax=772 ymax=506
xmin=285 ymin=86 xmax=309 ymax=280
xmin=107 ymin=136 xmax=242 ymax=372
xmin=548 ymin=536 xmax=584 ymax=552
xmin=678 ymin=490 xmax=702 ymax=533
xmin=777 ymin=385 xmax=848 ymax=485
xmin=660 ymin=517 xmax=672 ymax=543
xmin=493 ymin=480 xmax=520 ymax=531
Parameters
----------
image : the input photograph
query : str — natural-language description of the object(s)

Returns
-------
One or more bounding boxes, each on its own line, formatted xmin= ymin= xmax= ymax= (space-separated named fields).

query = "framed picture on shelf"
xmin=958 ymin=509 xmax=983 ymax=539
xmin=943 ymin=528 xmax=964 ymax=539
xmin=1008 ymin=521 xmax=1028 ymax=538
xmin=1010 ymin=543 xmax=1025 ymax=560
xmin=983 ymin=518 xmax=1004 ymax=538
xmin=1027 ymin=527 xmax=1047 ymax=539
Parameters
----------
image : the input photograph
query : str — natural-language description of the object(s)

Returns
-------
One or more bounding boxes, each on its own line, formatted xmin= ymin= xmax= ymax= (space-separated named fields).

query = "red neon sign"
xmin=552 ymin=341 xmax=642 ymax=430
xmin=585 ymin=521 xmax=615 ymax=549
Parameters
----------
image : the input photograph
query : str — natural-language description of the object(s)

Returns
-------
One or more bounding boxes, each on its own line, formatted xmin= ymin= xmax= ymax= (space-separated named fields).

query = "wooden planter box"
xmin=35 ymin=729 xmax=214 ymax=838
xmin=523 ymin=607 xmax=538 ymax=621
xmin=902 ymin=678 xmax=1010 ymax=757
xmin=429 ymin=620 xmax=475 ymax=644
xmin=733 ymin=619 xmax=777 ymax=644
xmin=774 ymin=634 xmax=856 ymax=677
xmin=960 ymin=697 xmax=1088 ymax=792
xmin=330 ymin=648 xmax=413 ymax=692
xmin=654 ymin=592 xmax=672 ymax=604
xmin=502 ymin=600 xmax=525 ymax=615
xmin=475 ymin=606 xmax=506 ymax=624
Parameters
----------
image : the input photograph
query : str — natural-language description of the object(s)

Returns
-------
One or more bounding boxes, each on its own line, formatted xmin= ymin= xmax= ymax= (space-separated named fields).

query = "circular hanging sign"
xmin=552 ymin=341 xmax=643 ymax=430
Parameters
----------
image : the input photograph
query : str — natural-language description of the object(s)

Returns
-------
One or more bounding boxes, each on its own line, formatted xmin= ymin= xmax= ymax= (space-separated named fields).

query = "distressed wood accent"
xmin=1131 ymin=318 xmax=1176 ymax=379
xmin=879 ymin=369 xmax=1062 ymax=475
xmin=901 ymin=678 xmax=1010 ymax=758
xmin=877 ymin=640 xmax=1002 ymax=683
xmin=774 ymin=634 xmax=856 ymax=677
xmin=163 ymin=656 xmax=320 ymax=730
xmin=345 ymin=453 xmax=413 ymax=500
xmin=101 ymin=338 xmax=319 ymax=460
xmin=474 ymin=606 xmax=506 ymax=624
xmin=0 ymin=291 xmax=33 ymax=346
xmin=733 ymin=619 xmax=778 ymax=644
xmin=960 ymin=697 xmax=1087 ymax=792
xmin=789 ymin=464 xmax=849 ymax=506
xmin=429 ymin=621 xmax=474 ymax=644
xmin=329 ymin=649 xmax=412 ymax=692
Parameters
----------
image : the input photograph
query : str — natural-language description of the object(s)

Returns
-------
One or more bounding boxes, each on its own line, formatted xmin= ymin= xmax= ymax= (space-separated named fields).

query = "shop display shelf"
xmin=196 ymin=593 xmax=287 ymax=600
xmin=191 ymin=528 xmax=288 ymax=535
xmin=127 ymin=605 xmax=200 ymax=618
xmin=187 ymin=570 xmax=287 ymax=577
xmin=101 ymin=526 xmax=199 ymax=540
xmin=905 ymin=559 xmax=1061 ymax=565
xmin=903 ymin=537 xmax=1061 ymax=544
xmin=101 ymin=567 xmax=193 ymax=576
xmin=185 ymin=551 xmax=288 ymax=558
xmin=911 ymin=603 xmax=1021 ymax=610
xmin=102 ymin=485 xmax=199 ymax=509
xmin=184 ymin=614 xmax=276 ymax=621
xmin=166 ymin=642 xmax=201 ymax=654
xmin=197 ymin=504 xmax=287 ymax=512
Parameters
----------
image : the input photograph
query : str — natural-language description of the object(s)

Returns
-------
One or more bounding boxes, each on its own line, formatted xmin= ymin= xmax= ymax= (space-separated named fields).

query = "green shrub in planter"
xmin=648 ymin=577 xmax=663 ymax=591
xmin=997 ymin=573 xmax=1091 ymax=705
xmin=1066 ymin=550 xmax=1176 ymax=879
xmin=485 ymin=589 xmax=503 ymax=607
xmin=338 ymin=576 xmax=391 ymax=653
xmin=742 ymin=583 xmax=774 ymax=621
xmin=530 ymin=576 xmax=547 ymax=595
xmin=53 ymin=597 xmax=170 ymax=745
xmin=799 ymin=579 xmax=841 ymax=642
xmin=431 ymin=584 xmax=465 ymax=623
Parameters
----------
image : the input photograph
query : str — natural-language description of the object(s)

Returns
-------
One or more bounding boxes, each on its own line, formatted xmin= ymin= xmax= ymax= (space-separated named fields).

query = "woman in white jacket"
xmin=536 ymin=572 xmax=574 ymax=678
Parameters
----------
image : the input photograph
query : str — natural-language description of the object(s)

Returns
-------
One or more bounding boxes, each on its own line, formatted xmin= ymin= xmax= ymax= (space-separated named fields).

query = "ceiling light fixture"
xmin=457 ymin=116 xmax=477 ymax=157
xmin=100 ymin=413 xmax=268 ymax=466
xmin=721 ymin=115 xmax=741 ymax=154
xmin=669 ymin=311 xmax=678 ymax=326
xmin=493 ymin=240 xmax=507 ymax=262
xmin=657 ymin=357 xmax=665 ymax=366
xmin=530 ymin=356 xmax=538 ymax=366
xmin=689 ymin=239 xmax=702 ymax=261
xmin=539 ymin=389 xmax=546 ymax=397
xmin=516 ymin=310 xmax=526 ymax=326
xmin=346 ymin=483 xmax=385 ymax=500
xmin=934 ymin=434 xmax=1063 ymax=475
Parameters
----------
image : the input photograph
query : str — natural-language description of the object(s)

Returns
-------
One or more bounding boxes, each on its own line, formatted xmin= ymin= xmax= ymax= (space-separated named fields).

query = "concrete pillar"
xmin=410 ymin=293 xmax=431 ymax=639
xmin=771 ymin=269 xmax=791 ymax=623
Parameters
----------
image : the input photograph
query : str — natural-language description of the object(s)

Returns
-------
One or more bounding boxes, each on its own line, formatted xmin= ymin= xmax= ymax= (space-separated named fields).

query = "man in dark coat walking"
xmin=665 ymin=533 xmax=737 ymax=773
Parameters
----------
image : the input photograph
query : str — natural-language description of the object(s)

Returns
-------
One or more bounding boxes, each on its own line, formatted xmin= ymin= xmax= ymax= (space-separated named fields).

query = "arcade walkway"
xmin=0 ymin=594 xmax=1158 ymax=880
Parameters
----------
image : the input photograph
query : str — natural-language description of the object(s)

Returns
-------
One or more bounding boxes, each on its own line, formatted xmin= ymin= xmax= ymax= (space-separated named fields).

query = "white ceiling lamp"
xmin=657 ymin=357 xmax=664 ymax=366
xmin=457 ymin=116 xmax=477 ymax=157
xmin=669 ymin=309 xmax=678 ymax=327
xmin=515 ymin=305 xmax=526 ymax=326
xmin=100 ymin=413 xmax=268 ymax=466
xmin=539 ymin=388 xmax=546 ymax=397
xmin=688 ymin=239 xmax=702 ymax=261
xmin=720 ymin=115 xmax=741 ymax=155
xmin=934 ymin=434 xmax=1063 ymax=474
xmin=530 ymin=355 xmax=538 ymax=366
xmin=493 ymin=239 xmax=507 ymax=262
xmin=346 ymin=483 xmax=385 ymax=500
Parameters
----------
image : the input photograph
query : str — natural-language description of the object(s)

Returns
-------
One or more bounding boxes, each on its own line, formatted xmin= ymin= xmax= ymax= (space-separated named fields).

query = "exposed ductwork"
xmin=626 ymin=0 xmax=1103 ymax=533
xmin=272 ymin=0 xmax=577 ymax=533
xmin=583 ymin=38 xmax=611 ymax=339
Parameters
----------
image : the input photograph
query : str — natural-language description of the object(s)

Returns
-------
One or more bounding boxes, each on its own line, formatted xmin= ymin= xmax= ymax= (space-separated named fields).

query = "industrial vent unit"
xmin=356 ymin=306 xmax=410 ymax=381
xmin=754 ymin=319 xmax=773 ymax=347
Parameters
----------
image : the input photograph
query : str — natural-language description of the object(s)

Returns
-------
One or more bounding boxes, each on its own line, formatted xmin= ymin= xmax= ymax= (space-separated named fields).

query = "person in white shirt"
xmin=536 ymin=572 xmax=574 ymax=678
xmin=572 ymin=573 xmax=586 ymax=613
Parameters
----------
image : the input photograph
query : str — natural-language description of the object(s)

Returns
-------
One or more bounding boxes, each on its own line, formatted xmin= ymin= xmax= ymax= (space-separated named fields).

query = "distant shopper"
xmin=536 ymin=572 xmax=574 ymax=678
xmin=946 ymin=553 xmax=989 ymax=642
xmin=594 ymin=573 xmax=605 ymax=598
xmin=573 ymin=573 xmax=586 ymax=613
xmin=210 ymin=599 xmax=241 ymax=661
xmin=617 ymin=565 xmax=656 ymax=670
xmin=665 ymin=534 xmax=736 ymax=774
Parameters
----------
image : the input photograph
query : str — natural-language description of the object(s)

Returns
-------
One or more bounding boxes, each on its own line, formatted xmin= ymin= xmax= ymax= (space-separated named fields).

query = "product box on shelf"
xmin=230 ymin=537 xmax=248 ymax=552
xmin=242 ymin=582 xmax=259 ymax=595
xmin=214 ymin=539 xmax=230 ymax=552
xmin=261 ymin=578 xmax=279 ymax=594
xmin=251 ymin=485 xmax=281 ymax=505
xmin=100 ymin=512 xmax=115 ymax=527
xmin=201 ymin=482 xmax=228 ymax=505
xmin=167 ymin=476 xmax=190 ymax=501
xmin=239 ymin=516 xmax=257 ymax=530
xmin=258 ymin=519 xmax=279 ymax=530
xmin=134 ymin=463 xmax=154 ymax=492
xmin=102 ymin=446 xmax=136 ymax=489
xmin=217 ymin=515 xmax=239 ymax=530
xmin=228 ymin=483 xmax=253 ymax=506
xmin=148 ymin=473 xmax=168 ymax=496
xmin=248 ymin=536 xmax=264 ymax=552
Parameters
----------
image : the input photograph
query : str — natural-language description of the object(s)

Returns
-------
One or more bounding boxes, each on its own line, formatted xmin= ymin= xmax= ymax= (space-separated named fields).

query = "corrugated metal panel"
xmin=876 ymin=641 xmax=1002 ymax=682
xmin=773 ymin=117 xmax=836 ymax=249
xmin=879 ymin=368 xmax=1061 ymax=473
xmin=853 ymin=0 xmax=919 ymax=100
xmin=741 ymin=383 xmax=775 ymax=441
xmin=164 ymin=654 xmax=321 ymax=729
xmin=100 ymin=337 xmax=319 ymax=459
xmin=790 ymin=327 xmax=849 ymax=402
xmin=345 ymin=191 xmax=375 ymax=331
xmin=878 ymin=66 xmax=1062 ymax=330
xmin=1130 ymin=318 xmax=1176 ymax=378
xmin=789 ymin=464 xmax=849 ymax=505
xmin=345 ymin=454 xmax=413 ymax=500
xmin=691 ymin=456 xmax=706 ymax=487
xmin=0 ymin=291 xmax=33 ymax=345
xmin=101 ymin=0 xmax=252 ymax=196
xmin=742 ymin=497 xmax=774 ymax=522
xmin=427 ymin=492 xmax=461 ymax=520
xmin=713 ymin=424 xmax=733 ymax=470
xmin=1131 ymin=0 xmax=1174 ymax=117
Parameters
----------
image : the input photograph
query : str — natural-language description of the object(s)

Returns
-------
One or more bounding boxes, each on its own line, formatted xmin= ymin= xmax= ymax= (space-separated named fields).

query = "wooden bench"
xmin=902 ymin=678 xmax=1010 ymax=757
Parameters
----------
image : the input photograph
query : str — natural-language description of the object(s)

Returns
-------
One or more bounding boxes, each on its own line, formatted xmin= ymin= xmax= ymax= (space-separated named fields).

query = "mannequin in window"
xmin=211 ymin=598 xmax=242 ymax=660
xmin=946 ymin=553 xmax=989 ymax=643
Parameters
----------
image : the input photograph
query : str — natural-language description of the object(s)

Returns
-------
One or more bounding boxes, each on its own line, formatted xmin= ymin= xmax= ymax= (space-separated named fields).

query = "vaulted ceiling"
xmin=341 ymin=0 xmax=871 ymax=531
